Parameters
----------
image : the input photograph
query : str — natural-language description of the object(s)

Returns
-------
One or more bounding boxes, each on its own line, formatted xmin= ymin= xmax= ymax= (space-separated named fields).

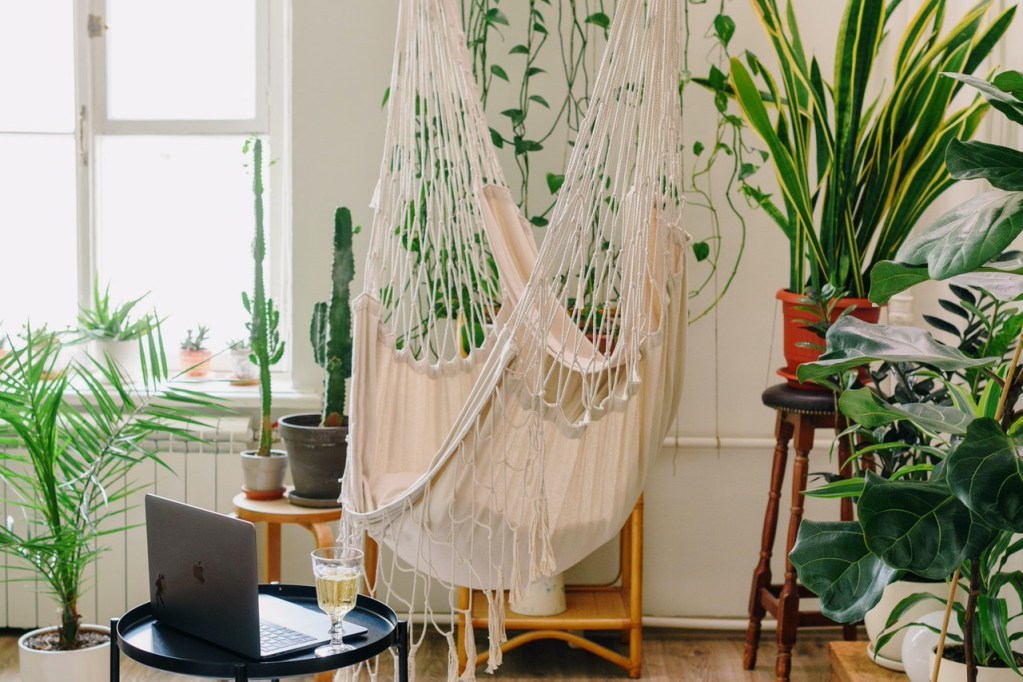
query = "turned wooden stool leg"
xmin=743 ymin=412 xmax=793 ymax=670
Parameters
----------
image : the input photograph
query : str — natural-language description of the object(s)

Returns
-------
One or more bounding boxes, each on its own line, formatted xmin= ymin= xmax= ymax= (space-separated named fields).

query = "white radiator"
xmin=0 ymin=417 xmax=255 ymax=630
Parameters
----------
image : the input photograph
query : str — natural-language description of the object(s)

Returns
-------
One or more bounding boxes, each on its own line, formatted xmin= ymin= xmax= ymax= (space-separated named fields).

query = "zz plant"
xmin=790 ymin=71 xmax=1023 ymax=678
xmin=310 ymin=207 xmax=355 ymax=428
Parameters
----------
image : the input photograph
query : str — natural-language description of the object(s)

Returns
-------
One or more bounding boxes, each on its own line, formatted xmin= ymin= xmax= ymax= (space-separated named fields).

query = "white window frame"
xmin=71 ymin=0 xmax=292 ymax=371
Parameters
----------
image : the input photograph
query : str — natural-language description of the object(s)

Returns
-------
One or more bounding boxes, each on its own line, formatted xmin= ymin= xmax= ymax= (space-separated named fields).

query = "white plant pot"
xmin=927 ymin=649 xmax=1020 ymax=682
xmin=93 ymin=339 xmax=142 ymax=380
xmin=509 ymin=573 xmax=566 ymax=616
xmin=240 ymin=449 xmax=289 ymax=498
xmin=19 ymin=624 xmax=110 ymax=682
xmin=230 ymin=348 xmax=259 ymax=383
xmin=902 ymin=611 xmax=962 ymax=682
xmin=864 ymin=579 xmax=953 ymax=670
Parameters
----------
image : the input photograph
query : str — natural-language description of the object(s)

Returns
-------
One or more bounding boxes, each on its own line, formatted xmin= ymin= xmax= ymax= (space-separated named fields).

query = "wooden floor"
xmin=0 ymin=627 xmax=838 ymax=681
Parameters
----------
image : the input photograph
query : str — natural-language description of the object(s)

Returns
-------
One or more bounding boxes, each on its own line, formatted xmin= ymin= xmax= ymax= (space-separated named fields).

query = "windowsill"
xmin=170 ymin=373 xmax=321 ymax=411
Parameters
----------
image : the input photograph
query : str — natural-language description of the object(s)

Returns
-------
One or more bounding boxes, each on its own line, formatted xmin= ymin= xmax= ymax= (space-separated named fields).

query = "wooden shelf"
xmin=457 ymin=497 xmax=644 ymax=678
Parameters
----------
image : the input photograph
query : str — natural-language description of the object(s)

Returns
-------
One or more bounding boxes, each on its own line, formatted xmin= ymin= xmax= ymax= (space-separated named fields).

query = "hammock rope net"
xmin=342 ymin=0 xmax=687 ymax=677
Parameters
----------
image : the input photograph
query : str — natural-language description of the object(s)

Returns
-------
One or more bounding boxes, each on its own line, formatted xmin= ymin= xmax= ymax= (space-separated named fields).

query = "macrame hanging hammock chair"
xmin=341 ymin=0 xmax=687 ymax=675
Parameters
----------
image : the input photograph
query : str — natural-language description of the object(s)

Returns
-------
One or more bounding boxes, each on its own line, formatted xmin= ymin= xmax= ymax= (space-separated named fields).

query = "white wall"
xmin=283 ymin=0 xmax=1017 ymax=623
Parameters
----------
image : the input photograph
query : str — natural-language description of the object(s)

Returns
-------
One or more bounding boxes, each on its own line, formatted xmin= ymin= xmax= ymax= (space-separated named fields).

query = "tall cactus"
xmin=242 ymin=138 xmax=285 ymax=455
xmin=311 ymin=207 xmax=355 ymax=427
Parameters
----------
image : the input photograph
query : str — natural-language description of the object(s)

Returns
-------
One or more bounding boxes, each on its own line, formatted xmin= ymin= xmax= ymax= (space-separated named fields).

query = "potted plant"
xmin=179 ymin=324 xmax=212 ymax=378
xmin=280 ymin=206 xmax=355 ymax=507
xmin=74 ymin=279 xmax=156 ymax=378
xmin=0 ymin=324 xmax=220 ymax=682
xmin=239 ymin=137 xmax=288 ymax=500
xmin=790 ymin=70 xmax=1023 ymax=680
xmin=228 ymin=337 xmax=258 ymax=385
xmin=722 ymin=0 xmax=1013 ymax=385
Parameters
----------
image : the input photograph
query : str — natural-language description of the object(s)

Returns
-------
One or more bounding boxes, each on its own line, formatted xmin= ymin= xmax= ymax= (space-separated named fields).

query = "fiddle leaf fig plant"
xmin=790 ymin=71 xmax=1023 ymax=677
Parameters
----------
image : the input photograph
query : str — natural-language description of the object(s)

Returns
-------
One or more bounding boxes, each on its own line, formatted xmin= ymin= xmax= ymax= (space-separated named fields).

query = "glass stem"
xmin=330 ymin=615 xmax=344 ymax=648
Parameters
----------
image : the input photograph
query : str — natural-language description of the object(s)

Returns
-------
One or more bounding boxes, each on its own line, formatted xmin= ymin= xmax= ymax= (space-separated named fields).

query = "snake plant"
xmin=727 ymin=0 xmax=1015 ymax=298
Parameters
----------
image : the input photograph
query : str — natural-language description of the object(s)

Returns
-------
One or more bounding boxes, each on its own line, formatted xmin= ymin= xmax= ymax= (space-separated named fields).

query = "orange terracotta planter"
xmin=180 ymin=349 xmax=213 ymax=379
xmin=777 ymin=289 xmax=881 ymax=390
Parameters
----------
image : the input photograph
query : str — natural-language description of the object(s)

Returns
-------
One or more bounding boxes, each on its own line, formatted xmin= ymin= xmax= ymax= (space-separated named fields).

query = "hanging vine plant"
xmin=461 ymin=0 xmax=759 ymax=322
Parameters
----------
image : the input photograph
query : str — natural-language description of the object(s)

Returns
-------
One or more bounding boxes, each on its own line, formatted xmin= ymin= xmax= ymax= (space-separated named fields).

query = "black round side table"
xmin=111 ymin=584 xmax=408 ymax=682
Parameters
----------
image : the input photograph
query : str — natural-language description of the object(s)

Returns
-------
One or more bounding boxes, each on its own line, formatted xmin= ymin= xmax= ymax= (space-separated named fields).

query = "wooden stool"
xmin=743 ymin=384 xmax=857 ymax=682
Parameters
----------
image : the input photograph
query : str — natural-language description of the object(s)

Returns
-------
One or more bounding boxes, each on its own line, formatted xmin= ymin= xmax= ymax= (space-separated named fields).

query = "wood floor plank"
xmin=0 ymin=627 xmax=841 ymax=680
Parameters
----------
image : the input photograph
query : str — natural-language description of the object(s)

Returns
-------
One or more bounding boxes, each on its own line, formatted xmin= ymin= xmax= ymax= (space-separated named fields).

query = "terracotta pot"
xmin=19 ymin=624 xmax=110 ymax=682
xmin=180 ymin=349 xmax=212 ymax=378
xmin=777 ymin=289 xmax=881 ymax=390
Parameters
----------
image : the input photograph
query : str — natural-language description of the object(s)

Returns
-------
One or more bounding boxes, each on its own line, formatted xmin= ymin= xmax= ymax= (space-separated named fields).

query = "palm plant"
xmin=727 ymin=0 xmax=1014 ymax=298
xmin=0 ymin=325 xmax=221 ymax=650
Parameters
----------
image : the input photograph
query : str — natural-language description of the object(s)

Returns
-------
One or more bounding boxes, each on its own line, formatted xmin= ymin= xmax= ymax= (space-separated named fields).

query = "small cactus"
xmin=311 ymin=207 xmax=355 ymax=427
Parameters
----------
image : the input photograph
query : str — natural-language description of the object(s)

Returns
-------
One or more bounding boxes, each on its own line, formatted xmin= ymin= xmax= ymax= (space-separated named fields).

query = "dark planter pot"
xmin=777 ymin=289 xmax=882 ymax=390
xmin=279 ymin=413 xmax=347 ymax=508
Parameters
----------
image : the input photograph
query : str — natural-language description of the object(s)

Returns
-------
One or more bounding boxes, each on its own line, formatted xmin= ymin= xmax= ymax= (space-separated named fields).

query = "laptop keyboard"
xmin=259 ymin=621 xmax=316 ymax=653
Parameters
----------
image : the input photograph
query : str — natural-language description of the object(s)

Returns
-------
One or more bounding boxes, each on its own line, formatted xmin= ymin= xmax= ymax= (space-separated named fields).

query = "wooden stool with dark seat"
xmin=743 ymin=384 xmax=858 ymax=682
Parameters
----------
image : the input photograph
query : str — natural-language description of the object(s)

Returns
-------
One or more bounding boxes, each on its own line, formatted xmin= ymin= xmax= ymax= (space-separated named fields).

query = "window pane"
xmin=0 ymin=1 xmax=74 ymax=132
xmin=95 ymin=136 xmax=266 ymax=361
xmin=0 ymin=135 xmax=78 ymax=332
xmin=106 ymin=0 xmax=257 ymax=120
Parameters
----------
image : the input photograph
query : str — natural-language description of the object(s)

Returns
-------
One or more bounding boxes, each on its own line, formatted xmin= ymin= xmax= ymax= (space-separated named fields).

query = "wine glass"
xmin=311 ymin=546 xmax=364 ymax=657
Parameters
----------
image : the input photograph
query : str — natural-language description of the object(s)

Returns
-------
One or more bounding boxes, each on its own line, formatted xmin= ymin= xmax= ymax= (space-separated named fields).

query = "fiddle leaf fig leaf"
xmin=948 ymin=271 xmax=1023 ymax=302
xmin=795 ymin=317 xmax=997 ymax=385
xmin=839 ymin=387 xmax=972 ymax=435
xmin=894 ymin=190 xmax=1023 ymax=281
xmin=946 ymin=139 xmax=1023 ymax=191
xmin=790 ymin=520 xmax=900 ymax=623
xmin=858 ymin=473 xmax=995 ymax=579
xmin=868 ymin=260 xmax=930 ymax=304
xmin=947 ymin=418 xmax=1023 ymax=532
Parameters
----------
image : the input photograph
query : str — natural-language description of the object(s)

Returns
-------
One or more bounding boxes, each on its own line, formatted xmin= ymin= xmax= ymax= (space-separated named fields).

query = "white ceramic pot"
xmin=902 ymin=610 xmax=963 ymax=682
xmin=19 ymin=624 xmax=110 ymax=682
xmin=240 ymin=450 xmax=289 ymax=498
xmin=509 ymin=573 xmax=566 ymax=616
xmin=93 ymin=339 xmax=143 ymax=380
xmin=864 ymin=579 xmax=953 ymax=670
xmin=230 ymin=348 xmax=259 ymax=384
xmin=927 ymin=649 xmax=1020 ymax=682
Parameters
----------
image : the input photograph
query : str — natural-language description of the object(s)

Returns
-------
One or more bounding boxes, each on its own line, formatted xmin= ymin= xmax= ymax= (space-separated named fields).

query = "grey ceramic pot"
xmin=239 ymin=449 xmax=289 ymax=499
xmin=279 ymin=413 xmax=347 ymax=507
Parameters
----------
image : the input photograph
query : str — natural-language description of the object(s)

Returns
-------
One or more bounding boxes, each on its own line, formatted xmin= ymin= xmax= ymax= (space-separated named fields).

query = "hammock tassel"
xmin=485 ymin=586 xmax=506 ymax=672
xmin=459 ymin=610 xmax=477 ymax=681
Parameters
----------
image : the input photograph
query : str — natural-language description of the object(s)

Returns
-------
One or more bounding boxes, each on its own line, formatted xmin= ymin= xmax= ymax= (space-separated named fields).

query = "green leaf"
xmin=946 ymin=140 xmax=1023 ymax=191
xmin=529 ymin=215 xmax=549 ymax=228
xmin=713 ymin=14 xmax=736 ymax=46
xmin=993 ymin=70 xmax=1023 ymax=99
xmin=947 ymin=72 xmax=1023 ymax=126
xmin=947 ymin=418 xmax=1023 ymax=532
xmin=546 ymin=172 xmax=565 ymax=194
xmin=894 ymin=191 xmax=1023 ymax=281
xmin=525 ymin=66 xmax=546 ymax=77
xmin=529 ymin=94 xmax=550 ymax=109
xmin=789 ymin=520 xmax=900 ymax=622
xmin=584 ymin=12 xmax=611 ymax=30
xmin=491 ymin=64 xmax=509 ymax=82
xmin=795 ymin=317 xmax=997 ymax=385
xmin=692 ymin=241 xmax=711 ymax=262
xmin=868 ymin=260 xmax=931 ymax=304
xmin=484 ymin=8 xmax=509 ymax=27
xmin=501 ymin=108 xmax=526 ymax=126
xmin=978 ymin=595 xmax=1019 ymax=673
xmin=838 ymin=387 xmax=973 ymax=435
xmin=948 ymin=271 xmax=1023 ymax=302
xmin=693 ymin=141 xmax=705 ymax=156
xmin=509 ymin=44 xmax=530 ymax=55
xmin=804 ymin=477 xmax=865 ymax=499
xmin=858 ymin=473 xmax=994 ymax=579
xmin=489 ymin=127 xmax=504 ymax=149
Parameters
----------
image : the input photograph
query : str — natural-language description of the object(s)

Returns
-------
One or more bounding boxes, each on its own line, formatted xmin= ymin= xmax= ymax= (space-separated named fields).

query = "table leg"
xmin=397 ymin=620 xmax=410 ymax=682
xmin=267 ymin=522 xmax=282 ymax=583
xmin=109 ymin=618 xmax=119 ymax=682
xmin=303 ymin=521 xmax=336 ymax=549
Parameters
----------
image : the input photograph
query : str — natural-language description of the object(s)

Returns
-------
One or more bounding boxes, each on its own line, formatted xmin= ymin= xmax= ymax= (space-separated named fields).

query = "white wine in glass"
xmin=311 ymin=546 xmax=363 ymax=657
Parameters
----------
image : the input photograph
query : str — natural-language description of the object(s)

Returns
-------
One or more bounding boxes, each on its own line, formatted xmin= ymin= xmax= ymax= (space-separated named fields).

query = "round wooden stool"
xmin=743 ymin=384 xmax=857 ymax=682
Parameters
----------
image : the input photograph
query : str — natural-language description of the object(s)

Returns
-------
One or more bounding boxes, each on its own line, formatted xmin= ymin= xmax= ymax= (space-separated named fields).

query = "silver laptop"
xmin=144 ymin=494 xmax=366 ymax=659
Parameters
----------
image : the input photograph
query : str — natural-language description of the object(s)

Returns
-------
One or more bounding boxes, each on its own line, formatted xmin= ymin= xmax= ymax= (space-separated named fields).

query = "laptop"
xmin=144 ymin=494 xmax=366 ymax=659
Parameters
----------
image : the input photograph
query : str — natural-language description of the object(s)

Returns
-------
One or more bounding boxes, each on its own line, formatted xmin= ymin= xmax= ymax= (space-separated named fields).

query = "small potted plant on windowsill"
xmin=1 ymin=324 xmax=221 ymax=682
xmin=239 ymin=137 xmax=288 ymax=500
xmin=280 ymin=206 xmax=356 ymax=507
xmin=179 ymin=324 xmax=212 ymax=378
xmin=74 ymin=278 xmax=156 ymax=380
xmin=228 ymin=338 xmax=259 ymax=385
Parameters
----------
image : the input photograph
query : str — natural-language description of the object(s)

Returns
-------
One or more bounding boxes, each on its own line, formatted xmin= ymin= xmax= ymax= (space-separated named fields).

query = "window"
xmin=0 ymin=0 xmax=288 ymax=367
